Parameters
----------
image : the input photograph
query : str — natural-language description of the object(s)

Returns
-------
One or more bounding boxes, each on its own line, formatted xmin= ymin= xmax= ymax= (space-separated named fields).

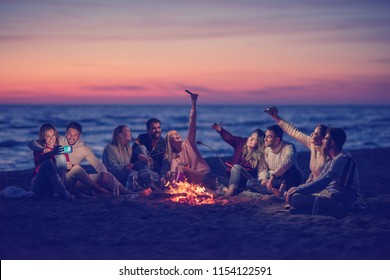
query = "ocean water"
xmin=0 ymin=104 xmax=389 ymax=171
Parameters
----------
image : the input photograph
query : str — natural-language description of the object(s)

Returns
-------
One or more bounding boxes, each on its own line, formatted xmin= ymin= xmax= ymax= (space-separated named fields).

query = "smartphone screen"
xmin=62 ymin=145 xmax=73 ymax=154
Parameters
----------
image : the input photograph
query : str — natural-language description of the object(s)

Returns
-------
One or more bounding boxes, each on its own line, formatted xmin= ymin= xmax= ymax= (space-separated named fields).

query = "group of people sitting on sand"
xmin=28 ymin=91 xmax=362 ymax=216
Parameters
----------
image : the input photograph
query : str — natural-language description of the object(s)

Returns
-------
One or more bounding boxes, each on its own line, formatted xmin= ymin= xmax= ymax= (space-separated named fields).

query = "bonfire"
xmin=165 ymin=180 xmax=215 ymax=205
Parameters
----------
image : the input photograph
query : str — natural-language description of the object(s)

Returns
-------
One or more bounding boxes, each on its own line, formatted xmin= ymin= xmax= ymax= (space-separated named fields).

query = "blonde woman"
xmin=103 ymin=125 xmax=137 ymax=189
xmin=211 ymin=123 xmax=265 ymax=197
xmin=165 ymin=91 xmax=210 ymax=185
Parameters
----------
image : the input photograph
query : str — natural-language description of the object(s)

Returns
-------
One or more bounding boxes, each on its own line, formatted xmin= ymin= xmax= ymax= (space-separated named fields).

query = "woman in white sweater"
xmin=266 ymin=107 xmax=329 ymax=182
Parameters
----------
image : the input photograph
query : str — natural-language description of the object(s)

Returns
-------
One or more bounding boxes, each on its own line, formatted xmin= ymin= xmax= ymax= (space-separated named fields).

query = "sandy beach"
xmin=1 ymin=148 xmax=389 ymax=260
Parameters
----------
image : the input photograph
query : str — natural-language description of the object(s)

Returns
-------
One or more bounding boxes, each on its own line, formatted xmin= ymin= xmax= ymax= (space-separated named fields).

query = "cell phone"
xmin=62 ymin=145 xmax=73 ymax=154
xmin=264 ymin=106 xmax=277 ymax=114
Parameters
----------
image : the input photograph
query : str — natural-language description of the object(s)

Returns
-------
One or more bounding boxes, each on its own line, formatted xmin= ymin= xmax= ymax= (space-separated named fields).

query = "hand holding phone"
xmin=51 ymin=145 xmax=63 ymax=156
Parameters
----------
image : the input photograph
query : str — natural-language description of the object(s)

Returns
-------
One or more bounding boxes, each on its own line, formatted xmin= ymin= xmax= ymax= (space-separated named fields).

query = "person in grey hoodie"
xmin=286 ymin=128 xmax=361 ymax=215
xmin=28 ymin=122 xmax=129 ymax=196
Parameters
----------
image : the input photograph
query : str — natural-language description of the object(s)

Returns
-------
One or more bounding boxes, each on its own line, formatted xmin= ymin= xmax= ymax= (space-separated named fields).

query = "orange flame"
xmin=165 ymin=180 xmax=215 ymax=205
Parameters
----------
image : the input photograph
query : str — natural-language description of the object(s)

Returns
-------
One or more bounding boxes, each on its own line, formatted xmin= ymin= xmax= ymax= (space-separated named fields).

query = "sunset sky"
xmin=1 ymin=0 xmax=389 ymax=104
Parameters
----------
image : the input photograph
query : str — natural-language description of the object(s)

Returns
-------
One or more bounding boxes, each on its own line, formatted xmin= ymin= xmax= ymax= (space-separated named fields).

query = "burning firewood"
xmin=165 ymin=179 xmax=215 ymax=205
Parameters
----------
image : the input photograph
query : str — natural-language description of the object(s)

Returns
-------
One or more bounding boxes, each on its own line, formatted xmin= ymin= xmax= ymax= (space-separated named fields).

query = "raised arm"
xmin=211 ymin=124 xmax=243 ymax=149
xmin=266 ymin=107 xmax=311 ymax=148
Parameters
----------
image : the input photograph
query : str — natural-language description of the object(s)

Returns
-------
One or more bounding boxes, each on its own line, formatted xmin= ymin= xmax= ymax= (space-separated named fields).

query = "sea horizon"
xmin=2 ymin=103 xmax=390 ymax=106
xmin=1 ymin=104 xmax=389 ymax=171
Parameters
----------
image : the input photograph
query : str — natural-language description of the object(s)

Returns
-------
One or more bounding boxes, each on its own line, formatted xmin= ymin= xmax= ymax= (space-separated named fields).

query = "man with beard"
xmin=286 ymin=127 xmax=361 ymax=216
xmin=132 ymin=118 xmax=166 ymax=188
xmin=258 ymin=125 xmax=302 ymax=197
xmin=29 ymin=122 xmax=128 ymax=196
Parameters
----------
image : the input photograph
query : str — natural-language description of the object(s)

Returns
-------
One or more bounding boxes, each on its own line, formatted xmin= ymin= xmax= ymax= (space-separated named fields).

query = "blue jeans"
xmin=133 ymin=145 xmax=160 ymax=187
xmin=229 ymin=164 xmax=255 ymax=189
xmin=32 ymin=159 xmax=71 ymax=199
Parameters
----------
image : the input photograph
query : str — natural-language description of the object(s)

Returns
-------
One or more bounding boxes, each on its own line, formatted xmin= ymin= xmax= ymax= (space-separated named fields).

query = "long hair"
xmin=165 ymin=130 xmax=178 ymax=162
xmin=242 ymin=129 xmax=265 ymax=168
xmin=111 ymin=125 xmax=132 ymax=159
xmin=316 ymin=124 xmax=329 ymax=138
xmin=38 ymin=123 xmax=59 ymax=147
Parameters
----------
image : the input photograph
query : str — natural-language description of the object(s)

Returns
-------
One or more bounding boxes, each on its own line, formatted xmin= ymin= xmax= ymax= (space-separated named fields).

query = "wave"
xmin=1 ymin=104 xmax=390 ymax=171
xmin=0 ymin=140 xmax=27 ymax=148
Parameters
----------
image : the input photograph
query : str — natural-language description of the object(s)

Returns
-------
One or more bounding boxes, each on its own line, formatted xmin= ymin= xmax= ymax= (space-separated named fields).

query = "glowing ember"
xmin=165 ymin=180 xmax=215 ymax=205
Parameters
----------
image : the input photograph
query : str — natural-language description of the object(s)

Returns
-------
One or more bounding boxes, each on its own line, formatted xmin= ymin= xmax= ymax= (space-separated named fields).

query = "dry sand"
xmin=0 ymin=148 xmax=389 ymax=260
